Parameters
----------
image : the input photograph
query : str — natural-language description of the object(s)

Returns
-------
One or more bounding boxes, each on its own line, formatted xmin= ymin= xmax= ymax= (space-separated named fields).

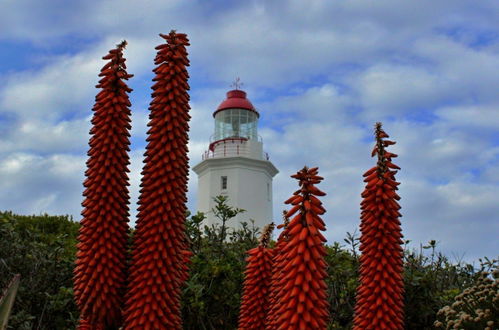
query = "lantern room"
xmin=213 ymin=90 xmax=259 ymax=141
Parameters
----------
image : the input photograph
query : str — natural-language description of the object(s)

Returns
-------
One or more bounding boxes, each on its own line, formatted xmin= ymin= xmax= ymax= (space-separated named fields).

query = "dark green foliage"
xmin=322 ymin=234 xmax=479 ymax=330
xmin=182 ymin=197 xmax=258 ymax=330
xmin=325 ymin=238 xmax=360 ymax=329
xmin=0 ymin=208 xmax=494 ymax=330
xmin=324 ymin=235 xmax=487 ymax=330
xmin=402 ymin=241 xmax=480 ymax=329
xmin=211 ymin=195 xmax=246 ymax=245
xmin=0 ymin=211 xmax=79 ymax=329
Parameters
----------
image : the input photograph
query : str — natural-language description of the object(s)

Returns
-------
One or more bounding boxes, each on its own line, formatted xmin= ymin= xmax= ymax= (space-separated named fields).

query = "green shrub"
xmin=0 ymin=211 xmax=79 ymax=329
xmin=0 ymin=208 xmax=494 ymax=330
xmin=403 ymin=241 xmax=480 ymax=329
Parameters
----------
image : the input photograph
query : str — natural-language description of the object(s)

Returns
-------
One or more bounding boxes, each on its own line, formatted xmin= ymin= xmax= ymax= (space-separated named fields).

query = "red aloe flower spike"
xmin=353 ymin=122 xmax=405 ymax=330
xmin=73 ymin=40 xmax=133 ymax=329
xmin=238 ymin=223 xmax=275 ymax=330
xmin=265 ymin=211 xmax=291 ymax=329
xmin=267 ymin=166 xmax=329 ymax=330
xmin=123 ymin=31 xmax=191 ymax=330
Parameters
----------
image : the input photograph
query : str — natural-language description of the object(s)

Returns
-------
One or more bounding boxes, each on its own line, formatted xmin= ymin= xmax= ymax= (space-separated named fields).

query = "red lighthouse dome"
xmin=213 ymin=90 xmax=260 ymax=118
xmin=211 ymin=89 xmax=260 ymax=147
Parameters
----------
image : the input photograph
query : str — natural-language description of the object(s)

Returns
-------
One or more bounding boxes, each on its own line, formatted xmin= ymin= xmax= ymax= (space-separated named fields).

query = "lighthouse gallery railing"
xmin=202 ymin=137 xmax=269 ymax=161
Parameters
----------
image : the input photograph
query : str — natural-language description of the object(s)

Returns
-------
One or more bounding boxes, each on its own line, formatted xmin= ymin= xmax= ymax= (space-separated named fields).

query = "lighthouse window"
xmin=221 ymin=176 xmax=228 ymax=190
xmin=231 ymin=110 xmax=240 ymax=137
xmin=214 ymin=109 xmax=258 ymax=141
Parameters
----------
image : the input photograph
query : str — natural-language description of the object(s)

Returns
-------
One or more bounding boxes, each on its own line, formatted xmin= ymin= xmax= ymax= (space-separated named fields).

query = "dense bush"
xmin=1 ymin=207 xmax=497 ymax=329
xmin=402 ymin=242 xmax=484 ymax=329
xmin=182 ymin=197 xmax=258 ymax=330
xmin=325 ymin=238 xmax=360 ymax=329
xmin=322 ymin=234 xmax=493 ymax=330
xmin=0 ymin=211 xmax=79 ymax=329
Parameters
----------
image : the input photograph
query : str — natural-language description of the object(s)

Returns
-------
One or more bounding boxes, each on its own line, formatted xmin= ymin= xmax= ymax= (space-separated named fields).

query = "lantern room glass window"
xmin=214 ymin=109 xmax=258 ymax=141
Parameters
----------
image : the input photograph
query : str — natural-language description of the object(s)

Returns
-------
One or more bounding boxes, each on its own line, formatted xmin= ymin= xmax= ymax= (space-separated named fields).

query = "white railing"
xmin=201 ymin=138 xmax=269 ymax=161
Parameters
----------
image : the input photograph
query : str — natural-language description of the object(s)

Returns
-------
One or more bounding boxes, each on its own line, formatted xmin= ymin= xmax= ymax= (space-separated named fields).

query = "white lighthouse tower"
xmin=192 ymin=88 xmax=278 ymax=231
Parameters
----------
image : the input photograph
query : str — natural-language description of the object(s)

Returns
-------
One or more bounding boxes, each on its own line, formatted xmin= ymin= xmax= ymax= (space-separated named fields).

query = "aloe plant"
xmin=267 ymin=166 xmax=329 ymax=330
xmin=353 ymin=123 xmax=404 ymax=329
xmin=123 ymin=31 xmax=191 ymax=329
xmin=238 ymin=223 xmax=275 ymax=329
xmin=73 ymin=40 xmax=133 ymax=329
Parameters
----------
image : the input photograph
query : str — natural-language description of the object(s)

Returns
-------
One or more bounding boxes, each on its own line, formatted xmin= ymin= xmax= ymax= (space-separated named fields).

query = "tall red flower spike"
xmin=238 ymin=223 xmax=276 ymax=330
xmin=73 ymin=40 xmax=133 ymax=329
xmin=265 ymin=211 xmax=290 ymax=329
xmin=353 ymin=122 xmax=404 ymax=330
xmin=123 ymin=31 xmax=191 ymax=329
xmin=269 ymin=167 xmax=329 ymax=330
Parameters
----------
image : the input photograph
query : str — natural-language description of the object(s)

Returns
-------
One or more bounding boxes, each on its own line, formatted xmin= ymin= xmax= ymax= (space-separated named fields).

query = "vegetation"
xmin=434 ymin=261 xmax=498 ymax=330
xmin=182 ymin=197 xmax=256 ymax=330
xmin=0 ymin=207 xmax=497 ymax=329
xmin=0 ymin=211 xmax=79 ymax=329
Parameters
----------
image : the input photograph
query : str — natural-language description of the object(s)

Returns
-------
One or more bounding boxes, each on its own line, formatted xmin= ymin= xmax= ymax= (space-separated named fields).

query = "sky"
xmin=0 ymin=0 xmax=498 ymax=263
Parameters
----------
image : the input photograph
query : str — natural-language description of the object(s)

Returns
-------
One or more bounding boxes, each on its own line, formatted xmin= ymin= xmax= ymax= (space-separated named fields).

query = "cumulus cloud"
xmin=0 ymin=0 xmax=498 ymax=263
xmin=256 ymin=79 xmax=498 ymax=261
xmin=387 ymin=119 xmax=498 ymax=182
xmin=0 ymin=118 xmax=90 ymax=154
xmin=356 ymin=65 xmax=446 ymax=117
xmin=436 ymin=104 xmax=499 ymax=130
xmin=0 ymin=152 xmax=86 ymax=217
xmin=400 ymin=178 xmax=499 ymax=261
xmin=1 ymin=54 xmax=99 ymax=121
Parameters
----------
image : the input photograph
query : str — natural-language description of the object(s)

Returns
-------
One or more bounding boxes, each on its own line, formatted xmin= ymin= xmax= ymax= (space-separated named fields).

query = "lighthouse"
xmin=192 ymin=88 xmax=278 ymax=231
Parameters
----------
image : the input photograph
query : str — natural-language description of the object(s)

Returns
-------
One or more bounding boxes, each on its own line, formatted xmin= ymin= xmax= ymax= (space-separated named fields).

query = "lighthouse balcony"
xmin=202 ymin=136 xmax=269 ymax=161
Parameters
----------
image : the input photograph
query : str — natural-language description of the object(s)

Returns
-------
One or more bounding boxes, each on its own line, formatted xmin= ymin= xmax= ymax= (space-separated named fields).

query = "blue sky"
xmin=1 ymin=0 xmax=498 ymax=262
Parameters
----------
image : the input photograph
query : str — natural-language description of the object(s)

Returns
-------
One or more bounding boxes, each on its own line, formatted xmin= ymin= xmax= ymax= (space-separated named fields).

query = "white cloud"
xmin=0 ymin=118 xmax=90 ymax=154
xmin=1 ymin=54 xmax=100 ymax=121
xmin=0 ymin=152 xmax=86 ymax=217
xmin=255 ymin=82 xmax=498 ymax=261
xmin=0 ymin=0 xmax=498 ymax=263
xmin=412 ymin=36 xmax=499 ymax=102
xmin=385 ymin=119 xmax=498 ymax=182
xmin=400 ymin=178 xmax=499 ymax=261
xmin=260 ymin=84 xmax=353 ymax=125
xmin=436 ymin=104 xmax=499 ymax=130
xmin=356 ymin=65 xmax=445 ymax=117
